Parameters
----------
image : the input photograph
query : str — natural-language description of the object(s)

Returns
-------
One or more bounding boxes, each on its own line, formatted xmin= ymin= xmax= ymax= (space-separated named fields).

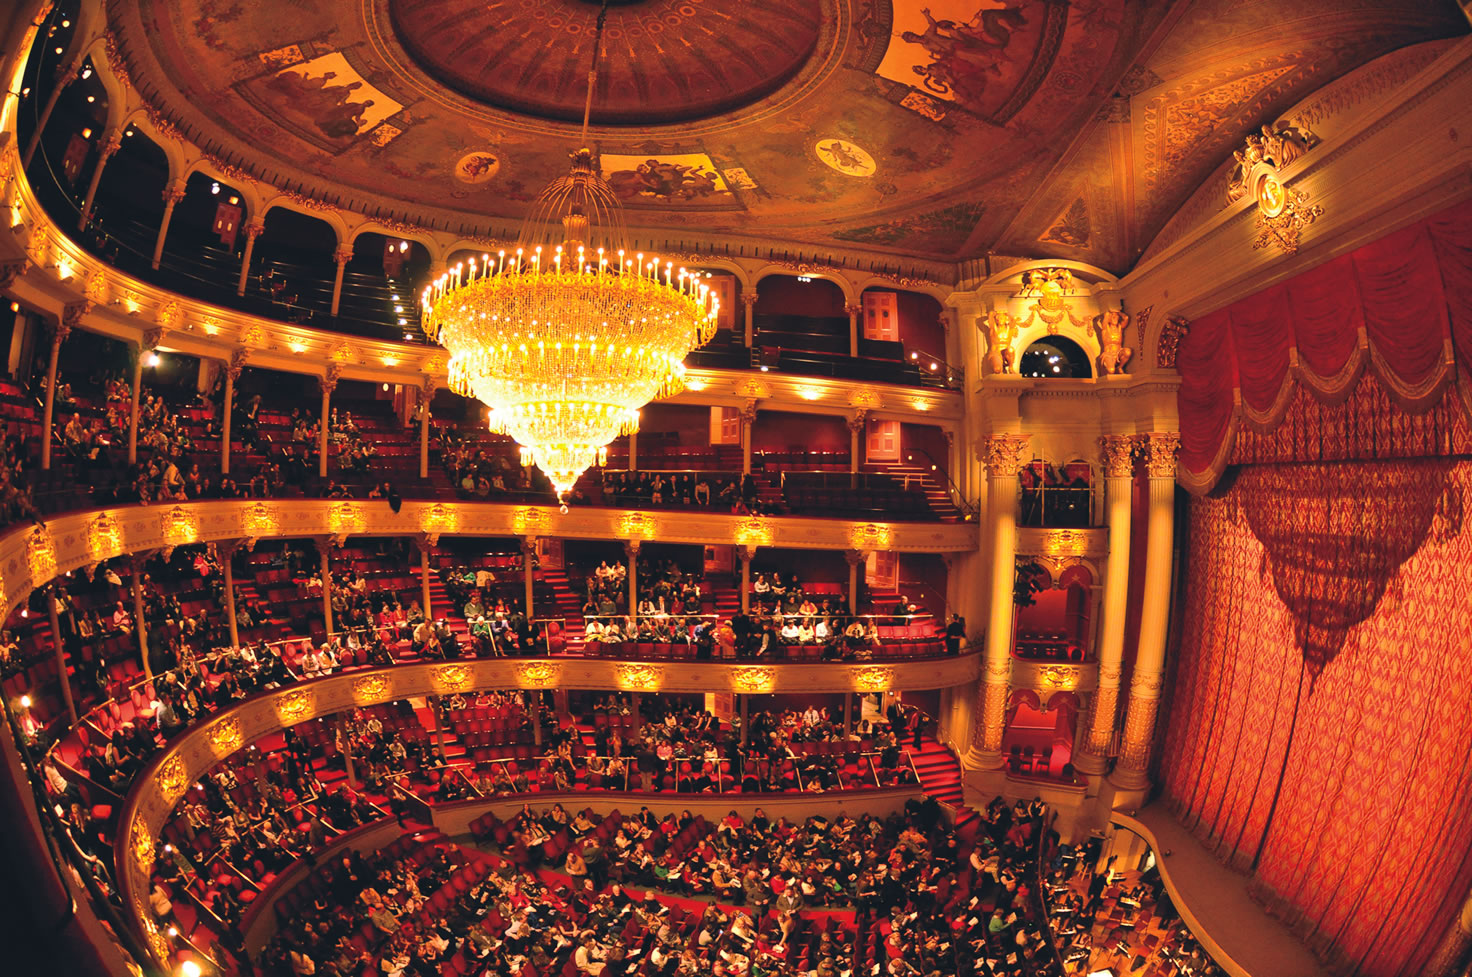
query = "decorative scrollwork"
xmin=156 ymin=754 xmax=188 ymax=804
xmin=730 ymin=667 xmax=776 ymax=693
xmin=852 ymin=666 xmax=896 ymax=692
xmin=983 ymin=435 xmax=1029 ymax=477
xmin=274 ymin=688 xmax=315 ymax=724
xmin=26 ymin=526 xmax=55 ymax=583
xmin=433 ymin=664 xmax=473 ymax=692
xmin=516 ymin=661 xmax=562 ymax=688
xmin=1038 ymin=665 xmax=1081 ymax=690
xmin=205 ymin=718 xmax=243 ymax=757
xmin=352 ymin=674 xmax=392 ymax=703
xmin=614 ymin=663 xmax=663 ymax=692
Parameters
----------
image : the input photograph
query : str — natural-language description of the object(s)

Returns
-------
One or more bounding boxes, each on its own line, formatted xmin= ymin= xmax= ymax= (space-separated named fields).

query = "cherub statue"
xmin=983 ymin=309 xmax=1018 ymax=374
xmin=1226 ymin=149 xmax=1250 ymax=203
xmin=1259 ymin=123 xmax=1308 ymax=168
xmin=1091 ymin=308 xmax=1132 ymax=375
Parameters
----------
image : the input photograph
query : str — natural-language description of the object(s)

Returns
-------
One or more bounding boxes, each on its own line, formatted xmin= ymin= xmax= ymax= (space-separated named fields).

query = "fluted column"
xmin=1111 ymin=433 xmax=1179 ymax=791
xmin=740 ymin=291 xmax=757 ymax=347
xmin=1424 ymin=889 xmax=1472 ymax=977
xmin=739 ymin=546 xmax=755 ymax=614
xmin=330 ymin=245 xmax=353 ymax=317
xmin=845 ymin=549 xmax=865 ymax=614
xmin=845 ymin=303 xmax=862 ymax=357
xmin=317 ymin=367 xmax=338 ymax=478
xmin=151 ymin=182 xmax=187 ymax=270
xmin=236 ymin=218 xmax=265 ymax=296
xmin=739 ymin=399 xmax=757 ymax=475
xmin=418 ymin=377 xmax=435 ymax=479
xmin=22 ymin=59 xmax=80 ymax=168
xmin=39 ymin=310 xmax=76 ymax=471
xmin=971 ymin=433 xmax=1029 ymax=768
xmin=521 ymin=537 xmax=537 ymax=619
xmin=220 ymin=350 xmax=245 ymax=474
xmin=847 ymin=409 xmax=867 ymax=479
xmin=1077 ymin=434 xmax=1137 ymax=775
xmin=625 ymin=540 xmax=639 ymax=621
xmin=77 ymin=129 xmax=122 ymax=230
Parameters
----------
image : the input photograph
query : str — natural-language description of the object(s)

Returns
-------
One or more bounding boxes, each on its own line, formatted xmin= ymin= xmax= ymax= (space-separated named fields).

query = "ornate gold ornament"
xmin=1253 ymin=182 xmax=1323 ymax=256
xmin=156 ymin=754 xmax=189 ymax=803
xmin=84 ymin=267 xmax=109 ymax=305
xmin=730 ymin=667 xmax=776 ymax=693
xmin=1227 ymin=122 xmax=1314 ymax=203
xmin=238 ymin=322 xmax=264 ymax=347
xmin=512 ymin=506 xmax=551 ymax=536
xmin=205 ymin=718 xmax=243 ymax=757
xmin=88 ymin=512 xmax=122 ymax=559
xmin=244 ymin=501 xmax=277 ymax=536
xmin=131 ymin=815 xmax=156 ymax=873
xmin=161 ymin=506 xmax=196 ymax=543
xmin=1038 ymin=665 xmax=1081 ymax=691
xmin=1155 ymin=315 xmax=1189 ymax=369
xmin=330 ymin=502 xmax=363 ymax=534
xmin=1017 ymin=268 xmax=1087 ymax=334
xmin=849 ymin=523 xmax=891 ymax=551
xmin=1098 ymin=435 xmax=1136 ymax=479
xmin=423 ymin=502 xmax=457 ymax=533
xmin=614 ymin=663 xmax=663 ymax=692
xmin=734 ymin=514 xmax=774 ymax=548
xmin=853 ymin=665 xmax=896 ymax=692
xmin=1041 ymin=529 xmax=1091 ymax=557
xmin=982 ymin=434 xmax=1029 ymax=477
xmin=273 ymin=688 xmax=315 ymax=724
xmin=619 ymin=511 xmax=656 ymax=540
xmin=516 ymin=661 xmax=562 ymax=687
xmin=26 ymin=526 xmax=55 ymax=582
xmin=1143 ymin=434 xmax=1181 ymax=479
xmin=433 ymin=664 xmax=473 ymax=692
xmin=847 ymin=386 xmax=883 ymax=409
xmin=352 ymin=674 xmax=392 ymax=703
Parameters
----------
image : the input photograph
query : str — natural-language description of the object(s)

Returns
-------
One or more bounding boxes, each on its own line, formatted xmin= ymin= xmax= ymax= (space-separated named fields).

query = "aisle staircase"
xmin=867 ymin=460 xmax=965 ymax=521
xmin=911 ymin=733 xmax=964 ymax=806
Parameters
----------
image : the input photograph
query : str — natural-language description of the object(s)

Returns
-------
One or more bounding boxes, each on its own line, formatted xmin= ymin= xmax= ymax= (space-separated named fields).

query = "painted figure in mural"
xmin=901 ymin=5 xmax=1029 ymax=106
xmin=1091 ymin=309 xmax=1132 ymax=375
xmin=266 ymin=69 xmax=371 ymax=139
xmin=607 ymin=160 xmax=722 ymax=201
xmin=984 ymin=309 xmax=1018 ymax=374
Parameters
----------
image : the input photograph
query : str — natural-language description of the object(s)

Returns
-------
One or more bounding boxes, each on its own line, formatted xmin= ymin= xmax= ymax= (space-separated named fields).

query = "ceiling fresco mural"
xmin=109 ymin=0 xmax=1467 ymax=272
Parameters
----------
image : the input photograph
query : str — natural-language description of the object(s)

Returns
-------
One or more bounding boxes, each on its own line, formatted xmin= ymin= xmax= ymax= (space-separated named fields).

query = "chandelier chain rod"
xmin=579 ymin=0 xmax=611 ymax=144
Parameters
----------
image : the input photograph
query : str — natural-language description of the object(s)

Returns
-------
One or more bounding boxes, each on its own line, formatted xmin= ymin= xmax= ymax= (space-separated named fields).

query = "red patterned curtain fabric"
xmin=1176 ymin=200 xmax=1472 ymax=490
xmin=1162 ymin=460 xmax=1472 ymax=977
xmin=1177 ymin=309 xmax=1237 ymax=477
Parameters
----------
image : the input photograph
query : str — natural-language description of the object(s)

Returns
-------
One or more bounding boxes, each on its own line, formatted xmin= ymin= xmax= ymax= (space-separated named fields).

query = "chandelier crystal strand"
xmin=421 ymin=0 xmax=718 ymax=501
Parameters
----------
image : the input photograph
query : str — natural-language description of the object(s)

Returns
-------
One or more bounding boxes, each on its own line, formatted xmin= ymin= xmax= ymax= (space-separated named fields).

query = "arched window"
xmin=1019 ymin=336 xmax=1092 ymax=378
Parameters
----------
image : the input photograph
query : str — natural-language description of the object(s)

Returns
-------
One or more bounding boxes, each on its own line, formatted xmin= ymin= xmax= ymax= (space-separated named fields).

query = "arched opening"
xmin=88 ymin=125 xmax=170 ymax=272
xmin=753 ymin=274 xmax=847 ymax=368
xmin=253 ymin=207 xmax=341 ymax=324
xmin=1019 ymin=335 xmax=1092 ymax=378
xmin=347 ymin=232 xmax=433 ymax=340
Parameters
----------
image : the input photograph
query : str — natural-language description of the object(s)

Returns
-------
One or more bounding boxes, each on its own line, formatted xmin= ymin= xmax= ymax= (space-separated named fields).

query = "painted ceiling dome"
xmin=388 ymin=0 xmax=825 ymax=125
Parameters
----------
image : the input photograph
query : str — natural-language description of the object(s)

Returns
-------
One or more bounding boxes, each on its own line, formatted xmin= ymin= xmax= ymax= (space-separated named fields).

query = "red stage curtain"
xmin=1162 ymin=460 xmax=1472 ymax=977
xmin=1176 ymin=309 xmax=1236 ymax=477
xmin=1177 ymin=201 xmax=1471 ymax=491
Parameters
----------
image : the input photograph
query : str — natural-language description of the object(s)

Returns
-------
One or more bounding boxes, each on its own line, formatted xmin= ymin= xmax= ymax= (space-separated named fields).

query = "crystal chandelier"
xmin=421 ymin=3 xmax=719 ymax=501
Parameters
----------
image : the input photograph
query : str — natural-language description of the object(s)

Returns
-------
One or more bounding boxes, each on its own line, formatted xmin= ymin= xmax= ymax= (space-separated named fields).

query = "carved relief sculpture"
xmin=1090 ymin=308 xmax=1132 ymax=375
xmin=1155 ymin=316 xmax=1189 ymax=369
xmin=982 ymin=309 xmax=1018 ymax=374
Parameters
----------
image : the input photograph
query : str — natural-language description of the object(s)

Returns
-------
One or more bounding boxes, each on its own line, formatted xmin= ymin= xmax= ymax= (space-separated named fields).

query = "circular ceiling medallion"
xmin=815 ymin=138 xmax=876 ymax=178
xmin=388 ymin=0 xmax=824 ymax=125
xmin=453 ymin=150 xmax=501 ymax=185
